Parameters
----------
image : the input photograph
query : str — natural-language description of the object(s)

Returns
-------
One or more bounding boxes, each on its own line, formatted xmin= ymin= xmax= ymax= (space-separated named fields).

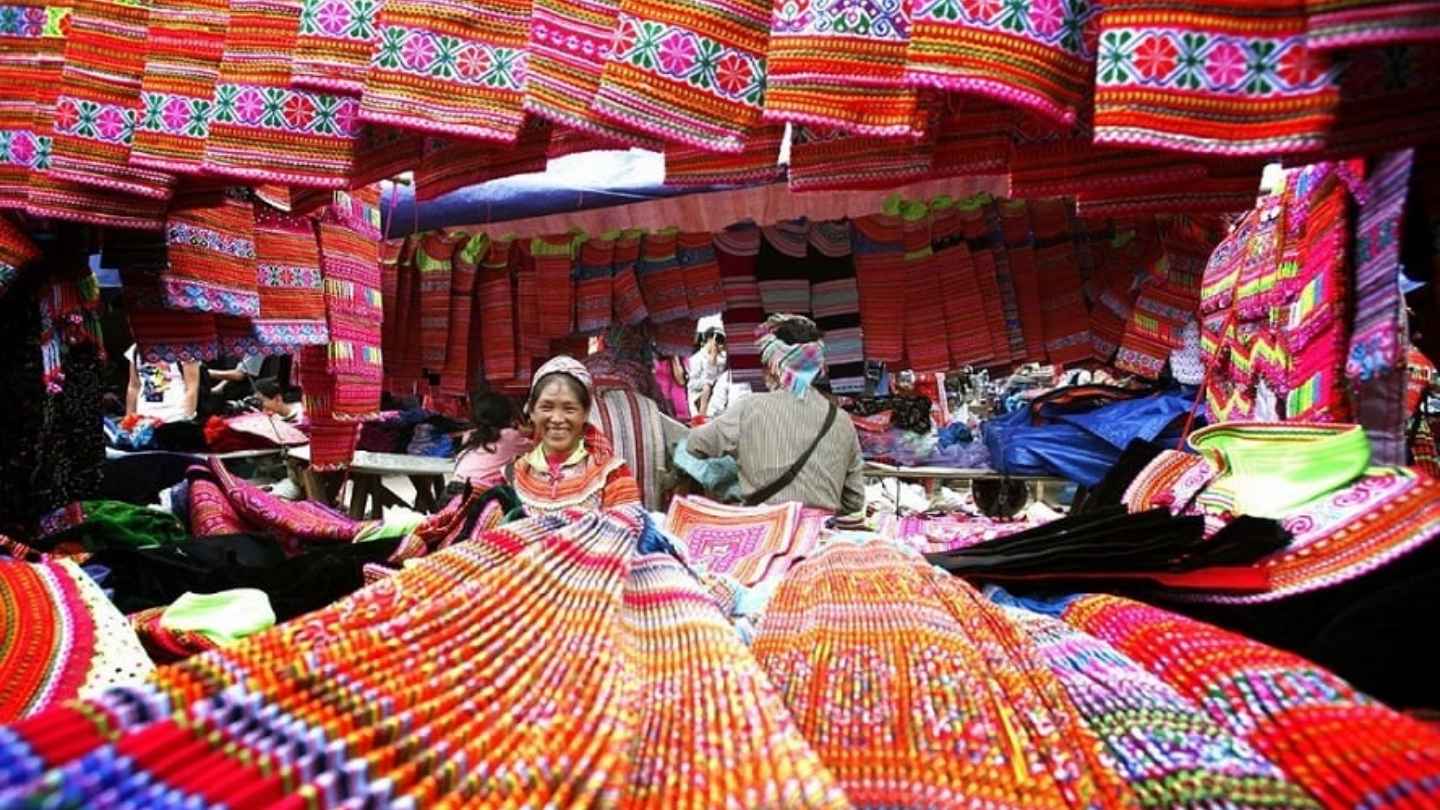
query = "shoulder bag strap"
xmin=744 ymin=400 xmax=839 ymax=506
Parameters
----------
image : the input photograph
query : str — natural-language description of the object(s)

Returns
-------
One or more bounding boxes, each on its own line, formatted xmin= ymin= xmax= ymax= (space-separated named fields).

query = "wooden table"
xmin=288 ymin=446 xmax=454 ymax=518
xmin=862 ymin=462 xmax=1069 ymax=515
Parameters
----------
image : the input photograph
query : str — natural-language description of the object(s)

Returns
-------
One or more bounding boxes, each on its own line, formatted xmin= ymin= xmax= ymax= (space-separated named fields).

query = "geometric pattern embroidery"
xmin=258 ymin=264 xmax=323 ymax=288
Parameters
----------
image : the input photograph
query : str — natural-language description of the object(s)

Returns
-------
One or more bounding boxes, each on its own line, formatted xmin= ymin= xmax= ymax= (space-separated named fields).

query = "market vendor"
xmin=688 ymin=314 xmax=864 ymax=514
xmin=505 ymin=355 xmax=641 ymax=514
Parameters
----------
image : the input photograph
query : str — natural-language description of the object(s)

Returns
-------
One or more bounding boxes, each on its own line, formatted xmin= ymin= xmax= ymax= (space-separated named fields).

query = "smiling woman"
xmin=508 ymin=355 xmax=642 ymax=514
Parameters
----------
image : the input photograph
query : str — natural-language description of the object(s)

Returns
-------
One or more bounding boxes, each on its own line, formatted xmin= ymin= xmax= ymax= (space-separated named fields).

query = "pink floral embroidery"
xmin=9 ymin=133 xmax=34 ymax=165
xmin=162 ymin=98 xmax=191 ymax=132
xmin=1031 ymin=0 xmax=1064 ymax=37
xmin=95 ymin=107 xmax=128 ymax=140
xmin=283 ymin=94 xmax=316 ymax=130
xmin=1206 ymin=41 xmax=1247 ymax=88
xmin=334 ymin=98 xmax=359 ymax=136
xmin=316 ymin=0 xmax=350 ymax=35
xmin=20 ymin=6 xmax=44 ymax=35
xmin=235 ymin=89 xmax=266 ymax=124
xmin=457 ymin=45 xmax=491 ymax=80
xmin=54 ymin=99 xmax=79 ymax=133
xmin=962 ymin=0 xmax=1002 ymax=23
xmin=658 ymin=31 xmax=697 ymax=77
xmin=1133 ymin=34 xmax=1178 ymax=81
xmin=402 ymin=32 xmax=436 ymax=71
xmin=715 ymin=52 xmax=753 ymax=95
xmin=1276 ymin=43 xmax=1322 ymax=88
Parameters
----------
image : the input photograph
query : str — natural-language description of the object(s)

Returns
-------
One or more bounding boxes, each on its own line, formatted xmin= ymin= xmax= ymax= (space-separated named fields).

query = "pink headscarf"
xmin=531 ymin=355 xmax=594 ymax=398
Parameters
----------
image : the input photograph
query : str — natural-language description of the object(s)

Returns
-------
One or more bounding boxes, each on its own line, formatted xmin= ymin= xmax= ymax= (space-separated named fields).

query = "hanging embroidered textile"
xmin=1001 ymin=199 xmax=1046 ymax=363
xmin=1115 ymin=220 xmax=1211 ymax=379
xmin=160 ymin=189 xmax=259 ymax=318
xmin=251 ymin=202 xmax=328 ymax=347
xmin=1075 ymin=161 xmax=1266 ymax=218
xmin=1305 ymin=0 xmax=1440 ymax=51
xmin=905 ymin=0 xmax=1101 ymax=126
xmin=1284 ymin=162 xmax=1352 ymax=422
xmin=120 ymin=255 xmax=222 ymax=363
xmin=514 ymin=241 xmax=546 ymax=379
xmin=999 ymin=603 xmax=1321 ymax=810
xmin=591 ymin=0 xmax=769 ymax=153
xmin=47 ymin=0 xmax=176 ymax=200
xmin=438 ymin=233 xmax=483 ymax=396
xmin=634 ymin=228 xmax=688 ymax=323
xmin=1036 ymin=218 xmax=1090 ymax=365
xmin=754 ymin=542 xmax=1135 ymax=809
xmin=317 ymin=215 xmax=384 ymax=417
xmin=931 ymin=202 xmax=995 ymax=366
xmin=477 ymin=234 xmax=519 ymax=384
xmin=360 ymin=0 xmax=529 ymax=142
xmin=663 ymin=125 xmax=783 ymax=186
xmin=414 ymin=120 xmax=549 ymax=201
xmin=985 ymin=201 xmax=1028 ymax=362
xmin=0 ymin=214 xmax=39 ymax=296
xmin=1064 ymin=593 xmax=1440 ymax=807
xmin=1299 ymin=44 xmax=1440 ymax=161
xmin=715 ymin=223 xmax=763 ymax=385
xmin=301 ymin=367 xmax=363 ymax=469
xmin=610 ymin=227 xmax=649 ymax=325
xmin=204 ymin=0 xmax=360 ymax=187
xmin=1010 ymin=127 xmax=1210 ymax=200
xmin=757 ymin=220 xmax=812 ymax=316
xmin=523 ymin=0 xmax=662 ymax=146
xmin=677 ymin=230 xmax=724 ymax=317
xmin=664 ymin=495 xmax=805 ymax=585
xmin=574 ymin=231 xmax=615 ymax=334
xmin=290 ymin=0 xmax=384 ymax=93
xmin=852 ymin=214 xmax=905 ymax=364
xmin=928 ymin=97 xmax=1014 ymax=179
xmin=387 ymin=236 xmax=426 ymax=393
xmin=129 ymin=0 xmax=228 ymax=174
xmin=413 ymin=229 xmax=462 ymax=371
xmin=0 ymin=0 xmax=61 ymax=209
xmin=1091 ymin=0 xmax=1340 ymax=156
xmin=902 ymin=209 xmax=950 ymax=373
xmin=349 ymin=124 xmax=422 ymax=187
xmin=787 ymin=124 xmax=936 ymax=191
xmin=764 ymin=0 xmax=922 ymax=137
xmin=958 ymin=196 xmax=1017 ymax=364
xmin=807 ymin=222 xmax=864 ymax=393
xmin=533 ymin=231 xmax=581 ymax=338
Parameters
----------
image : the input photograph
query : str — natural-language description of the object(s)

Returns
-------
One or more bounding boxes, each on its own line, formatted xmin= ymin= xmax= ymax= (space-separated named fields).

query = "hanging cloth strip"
xmin=203 ymin=0 xmax=360 ymax=187
xmin=513 ymin=240 xmax=546 ymax=381
xmin=477 ymin=234 xmax=518 ymax=385
xmin=1035 ymin=220 xmax=1090 ymax=366
xmin=574 ymin=231 xmax=615 ymax=335
xmin=47 ymin=0 xmax=176 ymax=200
xmin=161 ymin=189 xmax=259 ymax=318
xmin=523 ymin=0 xmax=662 ymax=146
xmin=901 ymin=208 xmax=949 ymax=374
xmin=129 ymin=0 xmax=229 ymax=175
xmin=757 ymin=220 xmax=812 ymax=317
xmin=787 ymin=123 xmax=937 ymax=192
xmin=1001 ymin=199 xmax=1046 ymax=364
xmin=957 ymin=196 xmax=1016 ymax=365
xmin=317 ymin=211 xmax=384 ymax=417
xmin=931 ymin=203 xmax=995 ymax=366
xmin=413 ymin=120 xmax=549 ymax=201
xmin=985 ymin=201 xmax=1028 ymax=362
xmin=359 ymin=0 xmax=529 ymax=141
xmin=610 ymin=227 xmax=648 ymax=325
xmin=928 ymin=97 xmax=1014 ymax=179
xmin=904 ymin=0 xmax=1101 ymax=127
xmin=806 ymin=222 xmax=864 ymax=394
xmin=677 ymin=230 xmax=724 ymax=318
xmin=714 ymin=223 xmax=763 ymax=386
xmin=851 ymin=213 xmax=905 ymax=365
xmin=591 ymin=0 xmax=769 ymax=153
xmin=251 ymin=202 xmax=328 ymax=348
xmin=290 ymin=0 xmax=385 ymax=93
xmin=1284 ymin=163 xmax=1352 ymax=422
xmin=438 ymin=233 xmax=484 ymax=397
xmin=1091 ymin=0 xmax=1340 ymax=157
xmin=763 ymin=0 xmax=923 ymax=137
xmin=1075 ymin=161 xmax=1268 ymax=218
xmin=532 ymin=231 xmax=582 ymax=339
xmin=663 ymin=125 xmax=783 ymax=186
xmin=0 ymin=214 xmax=39 ymax=297
xmin=413 ymin=229 xmax=462 ymax=372
xmin=635 ymin=228 xmax=688 ymax=323
xmin=0 ymin=0 xmax=61 ymax=210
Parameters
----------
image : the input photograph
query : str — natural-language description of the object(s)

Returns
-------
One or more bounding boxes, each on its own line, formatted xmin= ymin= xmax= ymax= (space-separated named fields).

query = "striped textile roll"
xmin=129 ymin=0 xmax=228 ymax=175
xmin=533 ymin=231 xmax=581 ymax=339
xmin=851 ymin=214 xmax=905 ymax=365
xmin=0 ymin=0 xmax=60 ymax=210
xmin=904 ymin=0 xmax=1099 ymax=127
xmin=1001 ymin=199 xmax=1046 ymax=364
xmin=414 ymin=230 xmax=462 ymax=371
xmin=514 ymin=240 xmax=546 ymax=381
xmin=677 ymin=231 xmax=724 ymax=318
xmin=902 ymin=212 xmax=950 ymax=373
xmin=203 ymin=0 xmax=360 ymax=188
xmin=414 ymin=119 xmax=549 ymax=201
xmin=610 ymin=228 xmax=648 ymax=326
xmin=360 ymin=0 xmax=528 ymax=142
xmin=956 ymin=200 xmax=1013 ymax=368
xmin=161 ymin=189 xmax=259 ymax=318
xmin=1091 ymin=0 xmax=1339 ymax=157
xmin=757 ymin=220 xmax=811 ymax=316
xmin=251 ymin=202 xmax=329 ymax=348
xmin=47 ymin=0 xmax=176 ymax=200
xmin=477 ymin=235 xmax=517 ymax=385
xmin=928 ymin=97 xmax=1013 ymax=180
xmin=574 ymin=232 xmax=615 ymax=335
xmin=807 ymin=221 xmax=863 ymax=392
xmin=715 ymin=223 xmax=763 ymax=386
xmin=764 ymin=0 xmax=922 ymax=138
xmin=592 ymin=0 xmax=769 ymax=153
xmin=523 ymin=0 xmax=662 ymax=147
xmin=0 ymin=214 xmax=39 ymax=298
xmin=931 ymin=205 xmax=995 ymax=366
xmin=290 ymin=0 xmax=384 ymax=93
xmin=663 ymin=125 xmax=783 ymax=187
xmin=787 ymin=124 xmax=935 ymax=192
xmin=636 ymin=229 xmax=688 ymax=324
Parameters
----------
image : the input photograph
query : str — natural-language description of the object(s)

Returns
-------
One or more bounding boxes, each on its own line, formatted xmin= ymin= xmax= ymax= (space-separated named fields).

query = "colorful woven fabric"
xmin=1091 ymin=0 xmax=1340 ymax=156
xmin=592 ymin=0 xmax=769 ymax=152
xmin=251 ymin=202 xmax=328 ymax=348
xmin=663 ymin=125 xmax=783 ymax=186
xmin=928 ymin=97 xmax=1014 ymax=180
xmin=1001 ymin=200 xmax=1047 ymax=363
xmin=715 ymin=223 xmax=764 ymax=386
xmin=129 ymin=0 xmax=228 ymax=174
xmin=959 ymin=196 xmax=1021 ymax=364
xmin=1064 ymin=593 xmax=1440 ymax=808
xmin=902 ymin=210 xmax=950 ymax=373
xmin=317 ymin=215 xmax=384 ymax=417
xmin=676 ymin=230 xmax=724 ymax=318
xmin=412 ymin=229 xmax=461 ymax=371
xmin=754 ymin=541 xmax=1135 ymax=809
xmin=208 ymin=454 xmax=362 ymax=548
xmin=120 ymin=252 xmax=223 ymax=363
xmin=413 ymin=120 xmax=549 ymax=201
xmin=0 ymin=0 xmax=61 ymax=209
xmin=47 ymin=0 xmax=176 ymax=200
xmin=435 ymin=233 xmax=482 ymax=396
xmin=360 ymin=0 xmax=529 ymax=141
xmin=1031 ymin=204 xmax=1089 ymax=366
xmin=573 ymin=232 xmax=614 ymax=335
xmin=764 ymin=0 xmax=922 ymax=137
xmin=533 ymin=231 xmax=581 ymax=338
xmin=161 ymin=189 xmax=259 ymax=317
xmin=852 ymin=214 xmax=906 ymax=364
xmin=905 ymin=0 xmax=1101 ymax=126
xmin=204 ymin=0 xmax=360 ymax=187
xmin=590 ymin=386 xmax=669 ymax=510
xmin=611 ymin=227 xmax=649 ymax=325
xmin=665 ymin=495 xmax=804 ymax=585
xmin=787 ymin=124 xmax=935 ymax=191
xmin=0 ymin=558 xmax=96 ymax=721
xmin=1116 ymin=225 xmax=1209 ymax=379
xmin=999 ymin=604 xmax=1320 ymax=810
xmin=290 ymin=0 xmax=384 ymax=93
xmin=1075 ymin=161 xmax=1266 ymax=218
xmin=931 ymin=203 xmax=996 ymax=366
xmin=806 ymin=222 xmax=864 ymax=393
xmin=128 ymin=605 xmax=221 ymax=663
xmin=0 ymin=213 xmax=38 ymax=297
xmin=523 ymin=0 xmax=662 ymax=146
xmin=757 ymin=220 xmax=812 ymax=317
xmin=513 ymin=241 xmax=546 ymax=379
xmin=1301 ymin=44 xmax=1440 ymax=160
xmin=1305 ymin=0 xmax=1440 ymax=51
xmin=477 ymin=234 xmax=518 ymax=384
xmin=511 ymin=427 xmax=640 ymax=514
xmin=1284 ymin=164 xmax=1351 ymax=422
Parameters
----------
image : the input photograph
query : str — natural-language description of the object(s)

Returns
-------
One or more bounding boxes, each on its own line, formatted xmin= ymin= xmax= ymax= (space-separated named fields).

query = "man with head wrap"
xmin=686 ymin=315 xmax=865 ymax=514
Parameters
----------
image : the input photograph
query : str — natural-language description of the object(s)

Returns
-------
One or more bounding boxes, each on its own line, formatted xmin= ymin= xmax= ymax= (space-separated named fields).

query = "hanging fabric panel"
xmin=574 ymin=232 xmax=615 ymax=335
xmin=130 ymin=0 xmax=229 ymax=175
xmin=852 ymin=214 xmax=905 ymax=364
